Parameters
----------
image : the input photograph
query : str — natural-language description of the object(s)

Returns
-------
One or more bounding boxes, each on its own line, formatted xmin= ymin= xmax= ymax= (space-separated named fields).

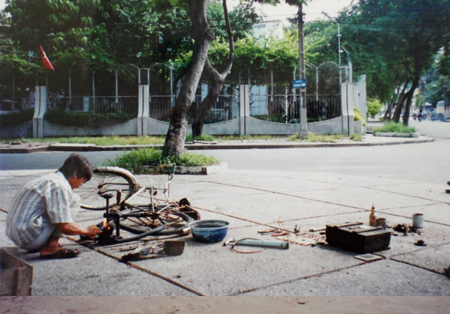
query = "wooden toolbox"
xmin=1 ymin=247 xmax=33 ymax=296
xmin=326 ymin=222 xmax=391 ymax=253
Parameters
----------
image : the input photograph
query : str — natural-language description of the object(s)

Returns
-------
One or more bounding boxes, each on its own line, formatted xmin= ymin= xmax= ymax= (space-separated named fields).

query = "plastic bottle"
xmin=369 ymin=205 xmax=376 ymax=226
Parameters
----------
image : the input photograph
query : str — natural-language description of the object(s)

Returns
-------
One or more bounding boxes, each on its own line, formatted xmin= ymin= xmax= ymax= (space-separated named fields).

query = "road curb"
xmin=0 ymin=136 xmax=435 ymax=154
xmin=0 ymin=144 xmax=49 ymax=154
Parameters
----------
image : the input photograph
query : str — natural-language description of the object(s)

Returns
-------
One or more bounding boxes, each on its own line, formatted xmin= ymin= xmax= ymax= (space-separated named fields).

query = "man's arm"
xmin=57 ymin=223 xmax=101 ymax=239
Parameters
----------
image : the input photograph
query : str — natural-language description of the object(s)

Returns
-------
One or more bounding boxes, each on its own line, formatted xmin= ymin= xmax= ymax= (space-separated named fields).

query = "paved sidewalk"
xmin=1 ymin=132 xmax=449 ymax=313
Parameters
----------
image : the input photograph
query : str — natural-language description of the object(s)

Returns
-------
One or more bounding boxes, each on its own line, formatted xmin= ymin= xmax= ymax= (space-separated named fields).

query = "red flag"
xmin=40 ymin=45 xmax=55 ymax=71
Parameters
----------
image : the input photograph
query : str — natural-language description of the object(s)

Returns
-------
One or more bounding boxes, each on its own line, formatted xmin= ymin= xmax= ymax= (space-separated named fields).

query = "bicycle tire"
xmin=79 ymin=166 xmax=139 ymax=210
xmin=118 ymin=207 xmax=195 ymax=236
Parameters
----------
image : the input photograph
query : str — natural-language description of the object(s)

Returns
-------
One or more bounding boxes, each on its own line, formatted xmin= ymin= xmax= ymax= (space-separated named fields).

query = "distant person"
xmin=6 ymin=153 xmax=101 ymax=259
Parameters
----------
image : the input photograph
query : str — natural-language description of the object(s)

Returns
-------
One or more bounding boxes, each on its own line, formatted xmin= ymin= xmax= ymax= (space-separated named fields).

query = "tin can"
xmin=412 ymin=213 xmax=424 ymax=228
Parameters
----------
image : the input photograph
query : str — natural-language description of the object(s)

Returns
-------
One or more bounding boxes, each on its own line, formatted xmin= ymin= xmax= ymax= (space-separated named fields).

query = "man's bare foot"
xmin=41 ymin=248 xmax=80 ymax=259
xmin=39 ymin=237 xmax=62 ymax=256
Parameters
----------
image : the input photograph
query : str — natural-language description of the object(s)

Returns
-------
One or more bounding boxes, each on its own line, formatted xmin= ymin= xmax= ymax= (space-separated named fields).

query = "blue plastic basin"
xmin=190 ymin=220 xmax=229 ymax=243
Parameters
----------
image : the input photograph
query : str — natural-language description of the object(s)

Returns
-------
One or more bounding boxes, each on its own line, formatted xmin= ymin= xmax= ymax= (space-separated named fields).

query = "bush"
xmin=353 ymin=108 xmax=367 ymax=126
xmin=367 ymin=99 xmax=384 ymax=118
xmin=350 ymin=133 xmax=362 ymax=141
xmin=0 ymin=109 xmax=34 ymax=128
xmin=104 ymin=148 xmax=220 ymax=174
xmin=44 ymin=109 xmax=134 ymax=128
xmin=288 ymin=132 xmax=344 ymax=142
xmin=373 ymin=121 xmax=416 ymax=133
xmin=185 ymin=134 xmax=215 ymax=142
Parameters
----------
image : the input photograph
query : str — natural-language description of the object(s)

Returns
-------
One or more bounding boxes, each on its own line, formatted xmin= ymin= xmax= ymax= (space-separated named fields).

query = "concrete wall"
xmin=43 ymin=118 xmax=138 ymax=137
xmin=2 ymin=79 xmax=368 ymax=138
xmin=354 ymin=75 xmax=367 ymax=117
xmin=140 ymin=116 xmax=343 ymax=136
xmin=0 ymin=121 xmax=33 ymax=138
xmin=308 ymin=116 xmax=343 ymax=134
xmin=144 ymin=118 xmax=172 ymax=135
xmin=354 ymin=120 xmax=366 ymax=135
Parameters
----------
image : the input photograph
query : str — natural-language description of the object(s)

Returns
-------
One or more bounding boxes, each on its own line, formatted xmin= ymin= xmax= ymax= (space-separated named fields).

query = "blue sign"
xmin=293 ymin=79 xmax=306 ymax=89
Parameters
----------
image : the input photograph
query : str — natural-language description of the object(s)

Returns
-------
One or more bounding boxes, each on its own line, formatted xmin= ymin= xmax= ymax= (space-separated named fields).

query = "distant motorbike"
xmin=418 ymin=113 xmax=423 ymax=122
xmin=413 ymin=114 xmax=417 ymax=120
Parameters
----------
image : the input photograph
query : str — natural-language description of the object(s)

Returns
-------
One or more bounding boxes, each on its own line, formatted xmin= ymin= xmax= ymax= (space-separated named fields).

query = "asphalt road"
xmin=0 ymin=119 xmax=449 ymax=185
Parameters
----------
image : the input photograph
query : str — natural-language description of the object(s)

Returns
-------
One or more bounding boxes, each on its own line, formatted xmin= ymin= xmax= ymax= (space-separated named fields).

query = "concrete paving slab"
xmin=241 ymin=259 xmax=450 ymax=296
xmin=207 ymin=173 xmax=340 ymax=194
xmin=5 ymin=247 xmax=196 ymax=296
xmin=0 ymin=169 xmax=53 ymax=179
xmin=390 ymin=243 xmax=450 ymax=274
xmin=186 ymin=188 xmax=365 ymax=226
xmin=295 ymin=186 xmax=435 ymax=210
xmin=378 ymin=202 xmax=450 ymax=225
xmin=0 ymin=221 xmax=15 ymax=248
xmin=118 ymin=225 xmax=363 ymax=296
xmin=373 ymin=182 xmax=450 ymax=204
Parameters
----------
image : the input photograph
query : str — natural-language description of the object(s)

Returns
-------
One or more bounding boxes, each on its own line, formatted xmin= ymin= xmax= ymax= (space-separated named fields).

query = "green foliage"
xmin=367 ymin=99 xmax=384 ymax=118
xmin=353 ymin=108 xmax=366 ymax=126
xmin=218 ymin=135 xmax=277 ymax=141
xmin=350 ymin=133 xmax=362 ymax=141
xmin=417 ymin=50 xmax=450 ymax=106
xmin=0 ymin=109 xmax=34 ymax=128
xmin=44 ymin=109 xmax=133 ymax=128
xmin=251 ymin=113 xmax=285 ymax=123
xmin=288 ymin=133 xmax=344 ymax=142
xmin=104 ymin=148 xmax=220 ymax=174
xmin=373 ymin=121 xmax=416 ymax=134
xmin=342 ymin=0 xmax=450 ymax=107
xmin=226 ymin=29 xmax=311 ymax=86
xmin=185 ymin=134 xmax=215 ymax=142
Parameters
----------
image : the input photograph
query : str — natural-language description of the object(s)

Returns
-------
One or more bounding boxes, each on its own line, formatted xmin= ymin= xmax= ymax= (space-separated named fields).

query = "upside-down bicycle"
xmin=77 ymin=165 xmax=200 ymax=244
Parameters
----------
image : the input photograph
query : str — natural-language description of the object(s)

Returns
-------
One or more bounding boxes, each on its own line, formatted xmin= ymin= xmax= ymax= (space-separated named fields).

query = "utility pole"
xmin=298 ymin=3 xmax=308 ymax=138
xmin=322 ymin=12 xmax=342 ymax=88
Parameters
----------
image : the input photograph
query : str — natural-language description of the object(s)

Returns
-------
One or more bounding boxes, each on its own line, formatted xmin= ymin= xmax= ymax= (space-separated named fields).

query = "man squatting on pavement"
xmin=6 ymin=153 xmax=102 ymax=259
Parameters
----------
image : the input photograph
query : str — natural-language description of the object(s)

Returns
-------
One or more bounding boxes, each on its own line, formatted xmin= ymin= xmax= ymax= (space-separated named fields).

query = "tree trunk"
xmin=384 ymin=100 xmax=393 ymax=120
xmin=392 ymin=99 xmax=404 ymax=123
xmin=392 ymin=79 xmax=411 ymax=123
xmin=191 ymin=0 xmax=234 ymax=138
xmin=402 ymin=76 xmax=420 ymax=126
xmin=162 ymin=0 xmax=215 ymax=157
xmin=192 ymin=74 xmax=224 ymax=138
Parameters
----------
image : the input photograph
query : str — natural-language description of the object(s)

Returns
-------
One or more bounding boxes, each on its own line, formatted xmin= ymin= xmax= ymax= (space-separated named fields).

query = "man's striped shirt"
xmin=6 ymin=171 xmax=79 ymax=249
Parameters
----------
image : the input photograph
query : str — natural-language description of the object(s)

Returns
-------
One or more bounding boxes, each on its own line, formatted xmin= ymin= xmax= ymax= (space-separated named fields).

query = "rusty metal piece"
xmin=271 ymin=231 xmax=289 ymax=237
xmin=309 ymin=228 xmax=326 ymax=232
xmin=119 ymin=245 xmax=139 ymax=252
xmin=257 ymin=229 xmax=278 ymax=234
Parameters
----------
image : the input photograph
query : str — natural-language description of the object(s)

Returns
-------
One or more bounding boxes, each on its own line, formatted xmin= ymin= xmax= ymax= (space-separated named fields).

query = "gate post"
xmin=137 ymin=85 xmax=149 ymax=136
xmin=33 ymin=86 xmax=47 ymax=138
xmin=239 ymin=84 xmax=249 ymax=135
xmin=341 ymin=83 xmax=355 ymax=135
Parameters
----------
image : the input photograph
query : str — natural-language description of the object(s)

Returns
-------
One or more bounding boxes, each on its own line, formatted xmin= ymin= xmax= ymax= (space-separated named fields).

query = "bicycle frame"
xmin=85 ymin=165 xmax=199 ymax=245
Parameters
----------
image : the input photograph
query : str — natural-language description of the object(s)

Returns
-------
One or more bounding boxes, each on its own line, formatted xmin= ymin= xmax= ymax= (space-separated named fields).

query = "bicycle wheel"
xmin=118 ymin=205 xmax=196 ymax=236
xmin=79 ymin=166 xmax=139 ymax=210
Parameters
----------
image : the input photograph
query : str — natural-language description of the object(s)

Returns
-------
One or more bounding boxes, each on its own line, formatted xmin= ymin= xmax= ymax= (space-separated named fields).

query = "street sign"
xmin=293 ymin=79 xmax=306 ymax=89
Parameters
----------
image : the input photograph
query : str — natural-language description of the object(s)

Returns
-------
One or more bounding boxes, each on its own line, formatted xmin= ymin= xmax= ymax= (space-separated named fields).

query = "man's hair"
xmin=58 ymin=153 xmax=93 ymax=181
